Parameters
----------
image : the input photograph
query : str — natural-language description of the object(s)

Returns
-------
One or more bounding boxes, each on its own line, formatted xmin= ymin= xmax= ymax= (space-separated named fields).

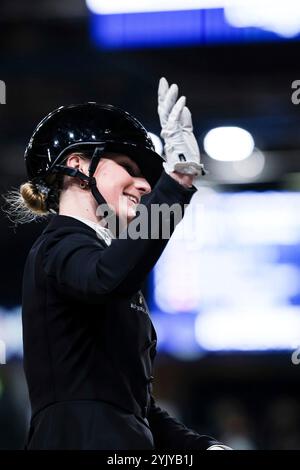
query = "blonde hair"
xmin=2 ymin=152 xmax=90 ymax=226
xmin=20 ymin=181 xmax=48 ymax=213
xmin=2 ymin=177 xmax=59 ymax=226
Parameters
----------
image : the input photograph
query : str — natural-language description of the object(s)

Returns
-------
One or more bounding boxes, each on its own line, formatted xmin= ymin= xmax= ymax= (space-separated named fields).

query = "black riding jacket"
xmin=22 ymin=170 xmax=221 ymax=449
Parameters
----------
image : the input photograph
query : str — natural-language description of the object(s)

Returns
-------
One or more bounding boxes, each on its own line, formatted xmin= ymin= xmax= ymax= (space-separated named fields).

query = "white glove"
xmin=157 ymin=77 xmax=206 ymax=177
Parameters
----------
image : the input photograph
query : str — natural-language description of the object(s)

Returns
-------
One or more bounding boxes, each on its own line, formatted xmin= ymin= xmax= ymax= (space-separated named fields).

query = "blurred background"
xmin=1 ymin=0 xmax=300 ymax=450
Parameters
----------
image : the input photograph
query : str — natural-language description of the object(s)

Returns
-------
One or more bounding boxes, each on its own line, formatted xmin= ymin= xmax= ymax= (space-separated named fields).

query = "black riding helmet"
xmin=24 ymin=102 xmax=164 ymax=211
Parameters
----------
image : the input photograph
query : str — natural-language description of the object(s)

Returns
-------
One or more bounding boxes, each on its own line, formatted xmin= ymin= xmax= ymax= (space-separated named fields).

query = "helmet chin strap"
xmin=86 ymin=147 xmax=109 ymax=207
xmin=86 ymin=147 xmax=118 ymax=232
xmin=52 ymin=146 xmax=123 ymax=236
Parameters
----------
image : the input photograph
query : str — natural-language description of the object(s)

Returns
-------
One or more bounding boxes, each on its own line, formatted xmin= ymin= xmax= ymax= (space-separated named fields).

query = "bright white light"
xmin=225 ymin=0 xmax=300 ymax=38
xmin=155 ymin=247 xmax=204 ymax=313
xmin=227 ymin=192 xmax=300 ymax=245
xmin=232 ymin=149 xmax=265 ymax=178
xmin=204 ymin=127 xmax=255 ymax=162
xmin=0 ymin=340 xmax=5 ymax=364
xmin=195 ymin=307 xmax=300 ymax=350
xmin=0 ymin=307 xmax=23 ymax=359
xmin=148 ymin=132 xmax=163 ymax=156
xmin=86 ymin=0 xmax=225 ymax=15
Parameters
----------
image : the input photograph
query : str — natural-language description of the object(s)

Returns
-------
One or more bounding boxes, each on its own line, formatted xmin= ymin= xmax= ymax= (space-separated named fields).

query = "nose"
xmin=133 ymin=177 xmax=151 ymax=196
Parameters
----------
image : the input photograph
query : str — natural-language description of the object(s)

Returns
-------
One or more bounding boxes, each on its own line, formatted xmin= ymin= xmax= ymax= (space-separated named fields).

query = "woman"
xmin=6 ymin=78 xmax=229 ymax=449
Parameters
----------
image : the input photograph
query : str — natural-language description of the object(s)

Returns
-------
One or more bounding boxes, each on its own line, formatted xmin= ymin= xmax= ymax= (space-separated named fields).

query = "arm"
xmin=147 ymin=394 xmax=226 ymax=450
xmin=121 ymin=75 xmax=202 ymax=292
xmin=43 ymin=170 xmax=196 ymax=303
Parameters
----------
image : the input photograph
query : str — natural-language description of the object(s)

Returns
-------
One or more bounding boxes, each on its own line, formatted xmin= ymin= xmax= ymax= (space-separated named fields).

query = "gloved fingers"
xmin=158 ymin=77 xmax=169 ymax=105
xmin=180 ymin=106 xmax=193 ymax=132
xmin=159 ymin=83 xmax=179 ymax=125
xmin=157 ymin=77 xmax=169 ymax=127
xmin=167 ymin=95 xmax=186 ymax=127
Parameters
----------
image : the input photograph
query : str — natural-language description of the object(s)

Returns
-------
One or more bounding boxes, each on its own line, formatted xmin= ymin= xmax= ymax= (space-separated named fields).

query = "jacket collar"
xmin=72 ymin=215 xmax=114 ymax=246
xmin=42 ymin=215 xmax=114 ymax=246
xmin=42 ymin=214 xmax=100 ymax=237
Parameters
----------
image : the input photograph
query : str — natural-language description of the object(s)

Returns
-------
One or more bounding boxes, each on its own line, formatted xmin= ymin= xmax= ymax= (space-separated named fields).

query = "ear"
xmin=65 ymin=153 xmax=90 ymax=174
xmin=65 ymin=153 xmax=82 ymax=169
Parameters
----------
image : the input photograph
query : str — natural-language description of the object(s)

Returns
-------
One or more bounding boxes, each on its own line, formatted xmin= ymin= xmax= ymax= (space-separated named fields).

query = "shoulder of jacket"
xmin=42 ymin=225 xmax=107 ymax=252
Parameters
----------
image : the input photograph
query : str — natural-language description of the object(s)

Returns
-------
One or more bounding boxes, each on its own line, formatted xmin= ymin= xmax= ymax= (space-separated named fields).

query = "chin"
xmin=117 ymin=205 xmax=137 ymax=225
xmin=126 ymin=207 xmax=137 ymax=221
xmin=115 ymin=211 xmax=134 ymax=226
xmin=127 ymin=214 xmax=136 ymax=223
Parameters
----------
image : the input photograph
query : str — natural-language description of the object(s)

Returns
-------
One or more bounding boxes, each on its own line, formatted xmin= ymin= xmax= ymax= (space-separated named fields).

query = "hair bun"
xmin=20 ymin=181 xmax=48 ymax=214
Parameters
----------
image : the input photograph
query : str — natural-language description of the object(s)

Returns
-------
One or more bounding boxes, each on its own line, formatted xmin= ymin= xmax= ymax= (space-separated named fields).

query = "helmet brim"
xmin=103 ymin=142 xmax=164 ymax=189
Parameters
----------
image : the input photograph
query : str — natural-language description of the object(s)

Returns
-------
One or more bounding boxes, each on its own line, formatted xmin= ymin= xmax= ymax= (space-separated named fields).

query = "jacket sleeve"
xmin=147 ymin=394 xmax=224 ymax=450
xmin=43 ymin=171 xmax=197 ymax=303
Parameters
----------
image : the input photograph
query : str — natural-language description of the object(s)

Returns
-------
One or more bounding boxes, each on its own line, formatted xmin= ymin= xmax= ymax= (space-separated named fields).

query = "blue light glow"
xmin=90 ymin=10 xmax=207 ymax=49
xmin=0 ymin=307 xmax=22 ymax=361
xmin=88 ymin=2 xmax=300 ymax=49
xmin=151 ymin=190 xmax=300 ymax=353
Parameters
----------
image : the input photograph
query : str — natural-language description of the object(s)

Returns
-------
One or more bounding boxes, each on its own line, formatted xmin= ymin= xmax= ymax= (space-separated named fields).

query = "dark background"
xmin=0 ymin=0 xmax=300 ymax=449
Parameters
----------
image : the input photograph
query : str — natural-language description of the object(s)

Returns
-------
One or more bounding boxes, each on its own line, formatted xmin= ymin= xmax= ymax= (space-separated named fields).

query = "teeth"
xmin=124 ymin=193 xmax=138 ymax=204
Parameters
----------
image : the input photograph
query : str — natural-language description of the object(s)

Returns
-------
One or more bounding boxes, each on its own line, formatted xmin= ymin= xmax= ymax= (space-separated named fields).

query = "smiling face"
xmin=93 ymin=153 xmax=151 ymax=223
